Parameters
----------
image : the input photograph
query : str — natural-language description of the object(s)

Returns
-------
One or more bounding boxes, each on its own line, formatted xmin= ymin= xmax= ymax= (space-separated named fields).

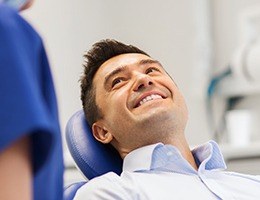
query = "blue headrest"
xmin=65 ymin=110 xmax=123 ymax=180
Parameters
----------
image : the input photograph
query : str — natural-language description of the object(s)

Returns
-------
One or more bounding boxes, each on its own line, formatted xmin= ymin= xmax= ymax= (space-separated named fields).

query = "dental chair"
xmin=64 ymin=110 xmax=123 ymax=200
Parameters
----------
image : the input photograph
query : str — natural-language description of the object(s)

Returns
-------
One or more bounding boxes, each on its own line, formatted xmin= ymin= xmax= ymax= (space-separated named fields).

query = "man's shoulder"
xmin=87 ymin=172 xmax=122 ymax=185
xmin=74 ymin=172 xmax=134 ymax=199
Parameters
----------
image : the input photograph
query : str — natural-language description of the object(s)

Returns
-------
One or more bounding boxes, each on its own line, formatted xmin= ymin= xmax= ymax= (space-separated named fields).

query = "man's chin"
xmin=135 ymin=107 xmax=174 ymax=125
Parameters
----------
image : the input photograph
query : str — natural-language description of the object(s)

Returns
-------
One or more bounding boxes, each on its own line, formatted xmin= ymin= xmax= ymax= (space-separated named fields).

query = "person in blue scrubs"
xmin=0 ymin=0 xmax=64 ymax=199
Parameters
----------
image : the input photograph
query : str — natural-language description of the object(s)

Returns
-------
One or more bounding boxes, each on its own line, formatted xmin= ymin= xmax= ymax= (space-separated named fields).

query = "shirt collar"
xmin=123 ymin=143 xmax=163 ymax=172
xmin=122 ymin=140 xmax=226 ymax=174
xmin=192 ymin=140 xmax=227 ymax=171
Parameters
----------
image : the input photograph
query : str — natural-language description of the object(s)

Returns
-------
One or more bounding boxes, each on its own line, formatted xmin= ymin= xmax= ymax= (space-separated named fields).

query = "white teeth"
xmin=139 ymin=94 xmax=162 ymax=106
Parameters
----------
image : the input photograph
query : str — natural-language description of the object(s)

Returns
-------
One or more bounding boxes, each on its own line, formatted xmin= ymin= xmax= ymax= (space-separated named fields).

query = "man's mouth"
xmin=135 ymin=94 xmax=164 ymax=108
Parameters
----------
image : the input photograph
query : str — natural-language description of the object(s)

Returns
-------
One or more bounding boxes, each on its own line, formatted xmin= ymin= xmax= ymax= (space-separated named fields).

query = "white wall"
xmin=211 ymin=0 xmax=260 ymax=143
xmin=23 ymin=0 xmax=213 ymax=149
xmin=212 ymin=0 xmax=260 ymax=72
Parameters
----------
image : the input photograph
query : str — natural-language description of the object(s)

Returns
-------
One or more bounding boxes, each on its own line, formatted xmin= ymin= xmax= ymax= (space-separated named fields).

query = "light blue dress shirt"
xmin=75 ymin=141 xmax=260 ymax=199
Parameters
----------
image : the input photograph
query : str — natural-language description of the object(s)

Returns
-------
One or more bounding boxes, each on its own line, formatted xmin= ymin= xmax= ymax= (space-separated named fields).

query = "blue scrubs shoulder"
xmin=0 ymin=4 xmax=64 ymax=200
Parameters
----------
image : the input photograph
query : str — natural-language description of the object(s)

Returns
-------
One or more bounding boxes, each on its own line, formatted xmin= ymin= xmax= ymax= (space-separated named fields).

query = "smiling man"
xmin=76 ymin=39 xmax=260 ymax=199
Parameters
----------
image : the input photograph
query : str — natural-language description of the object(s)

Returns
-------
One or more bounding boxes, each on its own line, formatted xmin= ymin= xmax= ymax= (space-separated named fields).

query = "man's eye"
xmin=146 ymin=67 xmax=160 ymax=74
xmin=112 ymin=78 xmax=123 ymax=88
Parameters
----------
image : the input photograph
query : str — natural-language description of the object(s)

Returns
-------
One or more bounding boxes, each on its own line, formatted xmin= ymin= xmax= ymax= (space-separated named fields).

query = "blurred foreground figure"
xmin=0 ymin=1 xmax=63 ymax=199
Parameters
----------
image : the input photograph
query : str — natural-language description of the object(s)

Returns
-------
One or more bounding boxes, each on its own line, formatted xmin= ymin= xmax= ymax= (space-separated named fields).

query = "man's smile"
xmin=136 ymin=94 xmax=163 ymax=107
xmin=133 ymin=91 xmax=167 ymax=108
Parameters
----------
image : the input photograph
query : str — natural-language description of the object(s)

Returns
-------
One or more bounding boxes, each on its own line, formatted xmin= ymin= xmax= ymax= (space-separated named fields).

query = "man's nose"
xmin=133 ymin=74 xmax=154 ymax=91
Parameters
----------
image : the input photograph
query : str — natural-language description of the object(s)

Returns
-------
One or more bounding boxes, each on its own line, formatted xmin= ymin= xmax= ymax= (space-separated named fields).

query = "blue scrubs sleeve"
xmin=0 ymin=6 xmax=64 ymax=199
xmin=0 ymin=4 xmax=61 ymax=173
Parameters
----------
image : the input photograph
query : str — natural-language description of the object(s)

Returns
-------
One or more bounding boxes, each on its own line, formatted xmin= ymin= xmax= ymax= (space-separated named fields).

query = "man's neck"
xmin=164 ymin=136 xmax=198 ymax=171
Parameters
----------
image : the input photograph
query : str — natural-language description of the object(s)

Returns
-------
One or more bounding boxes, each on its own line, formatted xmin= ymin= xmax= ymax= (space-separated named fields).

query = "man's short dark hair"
xmin=80 ymin=39 xmax=149 ymax=126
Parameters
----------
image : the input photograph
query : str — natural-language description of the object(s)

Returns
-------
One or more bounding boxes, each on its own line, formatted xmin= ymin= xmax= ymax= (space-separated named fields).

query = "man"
xmin=76 ymin=39 xmax=260 ymax=199
xmin=0 ymin=1 xmax=63 ymax=199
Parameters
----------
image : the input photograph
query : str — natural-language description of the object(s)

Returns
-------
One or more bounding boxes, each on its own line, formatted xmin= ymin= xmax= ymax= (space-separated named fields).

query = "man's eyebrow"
xmin=104 ymin=65 xmax=127 ymax=89
xmin=138 ymin=59 xmax=163 ymax=67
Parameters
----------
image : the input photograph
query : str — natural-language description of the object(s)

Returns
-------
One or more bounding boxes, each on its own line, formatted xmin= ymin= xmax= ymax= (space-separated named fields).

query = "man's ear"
xmin=92 ymin=121 xmax=113 ymax=144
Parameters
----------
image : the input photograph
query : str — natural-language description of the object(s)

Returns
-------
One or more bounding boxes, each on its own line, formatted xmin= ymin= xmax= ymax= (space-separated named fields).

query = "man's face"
xmin=92 ymin=53 xmax=188 ymax=153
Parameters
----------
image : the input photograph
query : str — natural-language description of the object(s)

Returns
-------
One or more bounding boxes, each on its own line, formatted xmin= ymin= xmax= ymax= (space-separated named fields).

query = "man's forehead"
xmin=97 ymin=53 xmax=152 ymax=76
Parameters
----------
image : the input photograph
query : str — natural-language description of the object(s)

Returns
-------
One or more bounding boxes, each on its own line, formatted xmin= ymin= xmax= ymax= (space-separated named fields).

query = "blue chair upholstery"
xmin=65 ymin=110 xmax=123 ymax=179
xmin=64 ymin=110 xmax=123 ymax=199
xmin=64 ymin=181 xmax=87 ymax=200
